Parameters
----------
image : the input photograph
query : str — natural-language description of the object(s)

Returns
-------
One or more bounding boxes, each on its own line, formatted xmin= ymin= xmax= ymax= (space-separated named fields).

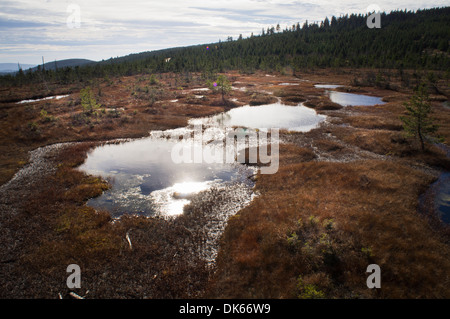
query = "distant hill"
xmin=29 ymin=59 xmax=96 ymax=72
xmin=0 ymin=63 xmax=36 ymax=74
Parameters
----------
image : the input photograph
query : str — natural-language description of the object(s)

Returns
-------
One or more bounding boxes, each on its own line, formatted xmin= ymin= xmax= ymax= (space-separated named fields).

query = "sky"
xmin=0 ymin=0 xmax=448 ymax=65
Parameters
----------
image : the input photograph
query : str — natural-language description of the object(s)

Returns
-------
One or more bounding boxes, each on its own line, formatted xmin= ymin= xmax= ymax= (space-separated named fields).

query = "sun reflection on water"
xmin=150 ymin=180 xmax=217 ymax=216
xmin=172 ymin=181 xmax=211 ymax=198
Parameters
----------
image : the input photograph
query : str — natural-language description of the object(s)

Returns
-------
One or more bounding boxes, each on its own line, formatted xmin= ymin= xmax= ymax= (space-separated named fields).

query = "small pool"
xmin=78 ymin=136 xmax=255 ymax=217
xmin=78 ymin=102 xmax=326 ymax=218
xmin=189 ymin=102 xmax=326 ymax=132
xmin=314 ymin=84 xmax=343 ymax=89
xmin=328 ymin=91 xmax=386 ymax=106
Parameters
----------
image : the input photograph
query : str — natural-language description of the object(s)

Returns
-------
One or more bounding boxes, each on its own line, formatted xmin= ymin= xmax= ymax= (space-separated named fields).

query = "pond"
xmin=314 ymin=84 xmax=343 ymax=89
xmin=328 ymin=91 xmax=386 ymax=106
xmin=78 ymin=136 xmax=255 ymax=218
xmin=189 ymin=102 xmax=326 ymax=132
xmin=78 ymin=102 xmax=326 ymax=218
xmin=314 ymin=84 xmax=385 ymax=106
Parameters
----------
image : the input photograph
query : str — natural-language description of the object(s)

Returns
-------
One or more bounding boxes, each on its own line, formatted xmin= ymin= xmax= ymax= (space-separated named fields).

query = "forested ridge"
xmin=2 ymin=7 xmax=449 ymax=86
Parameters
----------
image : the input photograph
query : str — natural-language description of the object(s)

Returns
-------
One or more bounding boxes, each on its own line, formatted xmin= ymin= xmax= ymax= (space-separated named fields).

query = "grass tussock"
xmin=304 ymin=99 xmax=343 ymax=110
xmin=273 ymin=89 xmax=307 ymax=105
xmin=249 ymin=93 xmax=278 ymax=106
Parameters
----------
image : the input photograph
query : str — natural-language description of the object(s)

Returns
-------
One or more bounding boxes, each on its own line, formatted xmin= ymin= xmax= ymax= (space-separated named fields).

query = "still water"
xmin=78 ymin=136 xmax=255 ymax=217
xmin=314 ymin=84 xmax=343 ymax=89
xmin=79 ymin=102 xmax=326 ymax=217
xmin=190 ymin=102 xmax=326 ymax=132
xmin=434 ymin=172 xmax=450 ymax=224
xmin=429 ymin=144 xmax=450 ymax=224
xmin=328 ymin=91 xmax=386 ymax=106
xmin=314 ymin=84 xmax=385 ymax=106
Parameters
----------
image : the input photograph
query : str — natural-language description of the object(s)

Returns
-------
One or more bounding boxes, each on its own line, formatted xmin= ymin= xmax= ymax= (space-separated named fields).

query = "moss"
xmin=297 ymin=276 xmax=326 ymax=299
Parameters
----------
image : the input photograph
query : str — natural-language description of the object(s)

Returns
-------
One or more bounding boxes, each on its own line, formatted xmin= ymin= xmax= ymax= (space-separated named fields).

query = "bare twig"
xmin=126 ymin=230 xmax=133 ymax=250
xmin=69 ymin=292 xmax=84 ymax=299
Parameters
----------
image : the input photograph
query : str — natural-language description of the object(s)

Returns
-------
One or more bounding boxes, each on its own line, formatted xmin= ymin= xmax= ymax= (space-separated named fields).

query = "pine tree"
xmin=211 ymin=74 xmax=231 ymax=102
xmin=80 ymin=87 xmax=101 ymax=115
xmin=400 ymin=85 xmax=443 ymax=151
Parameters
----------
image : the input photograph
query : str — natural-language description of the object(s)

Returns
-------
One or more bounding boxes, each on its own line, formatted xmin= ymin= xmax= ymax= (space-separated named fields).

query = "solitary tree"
xmin=207 ymin=74 xmax=232 ymax=104
xmin=80 ymin=87 xmax=101 ymax=115
xmin=217 ymin=75 xmax=232 ymax=102
xmin=400 ymin=85 xmax=442 ymax=151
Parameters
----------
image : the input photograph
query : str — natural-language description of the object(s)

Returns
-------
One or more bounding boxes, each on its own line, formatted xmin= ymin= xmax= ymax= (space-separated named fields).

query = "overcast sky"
xmin=0 ymin=0 xmax=448 ymax=64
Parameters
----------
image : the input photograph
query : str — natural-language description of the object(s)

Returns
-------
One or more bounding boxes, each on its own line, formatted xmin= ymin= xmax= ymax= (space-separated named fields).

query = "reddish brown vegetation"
xmin=1 ymin=69 xmax=449 ymax=299
xmin=208 ymin=159 xmax=450 ymax=298
xmin=2 ymin=143 xmax=211 ymax=298
xmin=206 ymin=69 xmax=450 ymax=299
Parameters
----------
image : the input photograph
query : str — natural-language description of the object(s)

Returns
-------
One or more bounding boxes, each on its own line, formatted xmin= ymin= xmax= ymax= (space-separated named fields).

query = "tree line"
xmin=1 ymin=7 xmax=449 ymax=87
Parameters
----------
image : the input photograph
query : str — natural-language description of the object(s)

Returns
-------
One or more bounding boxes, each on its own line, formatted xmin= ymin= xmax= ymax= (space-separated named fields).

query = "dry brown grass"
xmin=205 ymin=69 xmax=450 ymax=299
xmin=208 ymin=153 xmax=450 ymax=298
xmin=1 ymin=142 xmax=211 ymax=298
xmin=304 ymin=98 xmax=343 ymax=110
xmin=344 ymin=115 xmax=403 ymax=131
xmin=0 ymin=73 xmax=231 ymax=185
xmin=248 ymin=93 xmax=278 ymax=106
